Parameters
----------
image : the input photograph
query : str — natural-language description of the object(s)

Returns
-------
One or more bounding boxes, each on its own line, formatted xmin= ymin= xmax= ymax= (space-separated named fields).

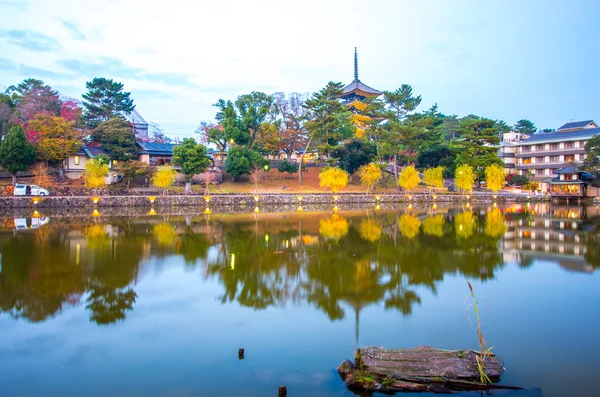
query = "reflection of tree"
xmin=455 ymin=211 xmax=475 ymax=238
xmin=399 ymin=214 xmax=421 ymax=239
xmin=485 ymin=208 xmax=507 ymax=238
xmin=319 ymin=214 xmax=349 ymax=241
xmin=153 ymin=222 xmax=178 ymax=246
xmin=86 ymin=287 xmax=137 ymax=325
xmin=583 ymin=229 xmax=600 ymax=269
xmin=422 ymin=214 xmax=445 ymax=237
xmin=359 ymin=218 xmax=381 ymax=242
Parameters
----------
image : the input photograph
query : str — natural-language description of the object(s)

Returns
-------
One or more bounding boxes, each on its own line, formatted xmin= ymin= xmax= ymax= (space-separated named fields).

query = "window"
xmin=522 ymin=157 xmax=532 ymax=165
xmin=113 ymin=160 xmax=118 ymax=166
xmin=522 ymin=145 xmax=531 ymax=152
xmin=580 ymin=154 xmax=587 ymax=161
xmin=535 ymin=157 xmax=545 ymax=164
xmin=550 ymin=143 xmax=559 ymax=150
xmin=535 ymin=144 xmax=544 ymax=151
xmin=565 ymin=142 xmax=574 ymax=149
xmin=550 ymin=155 xmax=559 ymax=163
xmin=580 ymin=141 xmax=587 ymax=148
xmin=564 ymin=155 xmax=575 ymax=162
xmin=74 ymin=156 xmax=80 ymax=165
xmin=536 ymin=169 xmax=545 ymax=176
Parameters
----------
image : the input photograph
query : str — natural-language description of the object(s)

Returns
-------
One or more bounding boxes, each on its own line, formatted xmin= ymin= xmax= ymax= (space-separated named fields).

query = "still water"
xmin=0 ymin=204 xmax=599 ymax=397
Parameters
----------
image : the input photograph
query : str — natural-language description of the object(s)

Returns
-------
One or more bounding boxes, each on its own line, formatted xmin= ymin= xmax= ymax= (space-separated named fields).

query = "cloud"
xmin=0 ymin=0 xmax=29 ymax=11
xmin=18 ymin=64 xmax=73 ymax=79
xmin=57 ymin=57 xmax=196 ymax=88
xmin=60 ymin=20 xmax=86 ymax=40
xmin=0 ymin=57 xmax=15 ymax=70
xmin=0 ymin=29 xmax=60 ymax=52
xmin=130 ymin=88 xmax=174 ymax=100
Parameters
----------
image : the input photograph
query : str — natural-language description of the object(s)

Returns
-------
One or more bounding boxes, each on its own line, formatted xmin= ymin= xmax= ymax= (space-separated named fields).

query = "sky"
xmin=1 ymin=0 xmax=599 ymax=139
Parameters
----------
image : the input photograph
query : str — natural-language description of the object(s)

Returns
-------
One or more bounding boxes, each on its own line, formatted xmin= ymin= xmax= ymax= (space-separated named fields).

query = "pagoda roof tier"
xmin=342 ymin=79 xmax=382 ymax=97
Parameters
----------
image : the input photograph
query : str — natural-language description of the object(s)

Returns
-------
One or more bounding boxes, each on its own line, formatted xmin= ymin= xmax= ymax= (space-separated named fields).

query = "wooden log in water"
xmin=338 ymin=346 xmax=522 ymax=394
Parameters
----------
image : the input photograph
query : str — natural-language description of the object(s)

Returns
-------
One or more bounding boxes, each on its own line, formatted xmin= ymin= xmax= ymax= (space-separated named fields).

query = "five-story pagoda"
xmin=341 ymin=48 xmax=382 ymax=137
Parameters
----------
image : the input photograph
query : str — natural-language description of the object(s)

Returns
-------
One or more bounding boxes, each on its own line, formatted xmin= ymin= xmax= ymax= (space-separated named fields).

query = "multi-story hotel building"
xmin=511 ymin=120 xmax=598 ymax=191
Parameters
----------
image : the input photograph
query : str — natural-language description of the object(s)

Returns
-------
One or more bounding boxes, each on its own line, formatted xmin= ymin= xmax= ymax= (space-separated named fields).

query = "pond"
xmin=0 ymin=203 xmax=598 ymax=397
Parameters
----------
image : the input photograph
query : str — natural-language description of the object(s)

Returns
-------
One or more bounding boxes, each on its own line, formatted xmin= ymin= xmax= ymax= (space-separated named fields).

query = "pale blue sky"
xmin=0 ymin=0 xmax=598 ymax=138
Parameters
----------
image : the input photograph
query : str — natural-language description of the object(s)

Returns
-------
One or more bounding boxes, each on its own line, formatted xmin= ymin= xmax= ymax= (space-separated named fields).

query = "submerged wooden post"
xmin=278 ymin=385 xmax=287 ymax=396
xmin=238 ymin=348 xmax=244 ymax=360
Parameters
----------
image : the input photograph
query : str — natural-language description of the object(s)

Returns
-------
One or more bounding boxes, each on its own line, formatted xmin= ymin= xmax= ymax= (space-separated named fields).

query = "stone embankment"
xmin=0 ymin=193 xmax=537 ymax=209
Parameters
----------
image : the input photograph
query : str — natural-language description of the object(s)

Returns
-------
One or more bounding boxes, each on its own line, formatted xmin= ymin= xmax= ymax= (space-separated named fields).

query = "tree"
xmin=455 ymin=164 xmax=475 ymax=193
xmin=172 ymin=138 xmax=211 ymax=193
xmin=28 ymin=114 xmax=83 ymax=180
xmin=399 ymin=165 xmax=420 ymax=192
xmin=0 ymin=125 xmax=36 ymax=183
xmin=301 ymin=82 xmax=354 ymax=184
xmin=331 ymin=138 xmax=376 ymax=175
xmin=423 ymin=166 xmax=444 ymax=190
xmin=273 ymin=92 xmax=309 ymax=160
xmin=514 ymin=119 xmax=537 ymax=136
xmin=485 ymin=164 xmax=505 ymax=195
xmin=277 ymin=160 xmax=297 ymax=179
xmin=506 ymin=174 xmax=529 ymax=186
xmin=450 ymin=115 xmax=503 ymax=180
xmin=583 ymin=135 xmax=600 ymax=179
xmin=7 ymin=78 xmax=62 ymax=124
xmin=82 ymin=78 xmax=135 ymax=128
xmin=85 ymin=157 xmax=110 ymax=190
xmin=32 ymin=162 xmax=52 ymax=187
xmin=319 ymin=167 xmax=349 ymax=195
xmin=92 ymin=118 xmax=137 ymax=161
xmin=417 ymin=144 xmax=456 ymax=178
xmin=151 ymin=165 xmax=176 ymax=194
xmin=224 ymin=145 xmax=266 ymax=181
xmin=119 ymin=160 xmax=149 ymax=189
xmin=357 ymin=163 xmax=382 ymax=193
xmin=0 ymin=93 xmax=15 ymax=139
xmin=149 ymin=122 xmax=171 ymax=143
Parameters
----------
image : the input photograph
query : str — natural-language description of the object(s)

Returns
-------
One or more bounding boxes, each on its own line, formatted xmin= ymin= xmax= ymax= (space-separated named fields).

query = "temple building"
xmin=341 ymin=48 xmax=382 ymax=137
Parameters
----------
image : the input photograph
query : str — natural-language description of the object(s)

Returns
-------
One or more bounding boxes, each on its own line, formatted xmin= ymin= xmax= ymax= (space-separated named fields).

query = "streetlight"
xmin=264 ymin=164 xmax=270 ymax=192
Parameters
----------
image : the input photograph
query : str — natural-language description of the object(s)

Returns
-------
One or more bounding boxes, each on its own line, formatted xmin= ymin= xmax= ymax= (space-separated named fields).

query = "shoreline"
xmin=0 ymin=192 xmax=556 ymax=209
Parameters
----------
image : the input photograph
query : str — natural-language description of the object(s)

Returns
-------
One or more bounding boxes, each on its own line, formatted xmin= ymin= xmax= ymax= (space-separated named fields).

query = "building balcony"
xmin=515 ymin=148 xmax=586 ymax=158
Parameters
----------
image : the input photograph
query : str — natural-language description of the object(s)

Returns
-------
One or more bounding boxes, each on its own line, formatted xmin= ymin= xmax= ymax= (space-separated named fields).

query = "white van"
xmin=13 ymin=184 xmax=50 ymax=196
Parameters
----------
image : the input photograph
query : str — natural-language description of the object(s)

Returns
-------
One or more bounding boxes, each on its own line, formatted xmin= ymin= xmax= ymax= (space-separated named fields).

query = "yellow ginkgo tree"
xmin=485 ymin=164 xmax=505 ymax=196
xmin=151 ymin=165 xmax=177 ymax=195
xmin=357 ymin=163 xmax=382 ymax=193
xmin=399 ymin=165 xmax=420 ymax=194
xmin=423 ymin=166 xmax=444 ymax=194
xmin=455 ymin=164 xmax=475 ymax=194
xmin=319 ymin=167 xmax=349 ymax=196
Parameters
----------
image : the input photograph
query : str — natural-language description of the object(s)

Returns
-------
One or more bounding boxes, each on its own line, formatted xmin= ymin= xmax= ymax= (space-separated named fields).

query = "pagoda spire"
xmin=354 ymin=47 xmax=359 ymax=81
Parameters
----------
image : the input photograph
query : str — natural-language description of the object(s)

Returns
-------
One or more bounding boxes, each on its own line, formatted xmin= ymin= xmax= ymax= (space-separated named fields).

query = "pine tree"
xmin=0 ymin=125 xmax=36 ymax=183
xmin=82 ymin=78 xmax=135 ymax=128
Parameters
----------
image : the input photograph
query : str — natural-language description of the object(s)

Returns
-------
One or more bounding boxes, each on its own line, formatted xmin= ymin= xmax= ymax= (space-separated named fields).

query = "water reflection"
xmin=1 ymin=204 xmax=598 ymax=329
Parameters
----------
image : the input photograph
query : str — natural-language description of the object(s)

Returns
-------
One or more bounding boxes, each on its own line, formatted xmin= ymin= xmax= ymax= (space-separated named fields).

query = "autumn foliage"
xmin=399 ymin=165 xmax=420 ymax=192
xmin=357 ymin=163 xmax=382 ymax=192
xmin=319 ymin=167 xmax=349 ymax=194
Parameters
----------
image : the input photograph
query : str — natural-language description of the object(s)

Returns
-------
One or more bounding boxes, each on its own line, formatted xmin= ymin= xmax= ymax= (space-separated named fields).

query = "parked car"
xmin=13 ymin=184 xmax=50 ymax=196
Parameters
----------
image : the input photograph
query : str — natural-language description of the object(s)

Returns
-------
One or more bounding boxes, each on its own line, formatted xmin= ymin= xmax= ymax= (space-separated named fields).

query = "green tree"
xmin=0 ymin=125 xmax=36 ymax=183
xmin=451 ymin=115 xmax=503 ymax=180
xmin=0 ymin=93 xmax=15 ymax=139
xmin=583 ymin=135 xmax=600 ymax=178
xmin=82 ymin=78 xmax=135 ymax=128
xmin=455 ymin=164 xmax=475 ymax=193
xmin=331 ymin=138 xmax=376 ymax=175
xmin=172 ymin=138 xmax=211 ymax=193
xmin=119 ymin=160 xmax=149 ymax=189
xmin=300 ymin=82 xmax=354 ymax=184
xmin=92 ymin=118 xmax=137 ymax=161
xmin=514 ymin=119 xmax=537 ymax=135
xmin=224 ymin=145 xmax=267 ymax=181
xmin=507 ymin=174 xmax=530 ymax=186
xmin=277 ymin=160 xmax=297 ymax=179
xmin=28 ymin=114 xmax=83 ymax=180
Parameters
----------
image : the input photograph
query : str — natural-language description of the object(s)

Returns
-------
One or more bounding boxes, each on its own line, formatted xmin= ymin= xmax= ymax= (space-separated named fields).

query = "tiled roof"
xmin=342 ymin=80 xmax=382 ymax=96
xmin=554 ymin=165 xmax=581 ymax=174
xmin=557 ymin=120 xmax=595 ymax=130
xmin=517 ymin=128 xmax=599 ymax=144
xmin=136 ymin=142 xmax=176 ymax=155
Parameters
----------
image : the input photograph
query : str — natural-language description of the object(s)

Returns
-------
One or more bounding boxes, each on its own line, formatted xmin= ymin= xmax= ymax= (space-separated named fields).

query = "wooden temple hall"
xmin=341 ymin=48 xmax=382 ymax=137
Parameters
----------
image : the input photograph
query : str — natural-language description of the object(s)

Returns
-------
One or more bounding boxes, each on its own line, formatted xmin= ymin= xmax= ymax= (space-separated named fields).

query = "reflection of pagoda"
xmin=341 ymin=48 xmax=382 ymax=138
